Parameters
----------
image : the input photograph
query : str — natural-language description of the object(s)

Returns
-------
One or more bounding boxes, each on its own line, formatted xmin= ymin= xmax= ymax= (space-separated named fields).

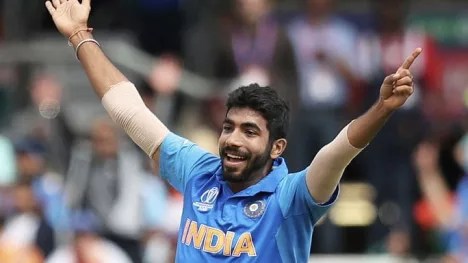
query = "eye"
xmin=222 ymin=125 xmax=233 ymax=132
xmin=245 ymin=130 xmax=256 ymax=136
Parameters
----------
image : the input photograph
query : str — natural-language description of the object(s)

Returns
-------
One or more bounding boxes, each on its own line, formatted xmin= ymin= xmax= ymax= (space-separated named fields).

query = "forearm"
xmin=70 ymin=32 xmax=169 ymax=158
xmin=306 ymin=101 xmax=391 ymax=203
xmin=348 ymin=100 xmax=392 ymax=148
xmin=70 ymin=31 xmax=127 ymax=98
xmin=417 ymin=168 xmax=454 ymax=228
xmin=306 ymin=124 xmax=362 ymax=203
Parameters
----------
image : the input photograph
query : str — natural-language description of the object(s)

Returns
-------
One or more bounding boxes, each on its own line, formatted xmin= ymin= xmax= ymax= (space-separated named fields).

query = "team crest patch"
xmin=193 ymin=187 xmax=219 ymax=212
xmin=244 ymin=200 xmax=266 ymax=218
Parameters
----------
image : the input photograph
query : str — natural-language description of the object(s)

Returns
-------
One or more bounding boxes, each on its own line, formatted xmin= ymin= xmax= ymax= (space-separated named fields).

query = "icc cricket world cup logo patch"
xmin=194 ymin=187 xmax=219 ymax=212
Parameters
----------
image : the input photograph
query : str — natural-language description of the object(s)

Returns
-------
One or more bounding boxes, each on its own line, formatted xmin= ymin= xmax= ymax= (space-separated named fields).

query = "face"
xmin=219 ymin=107 xmax=286 ymax=183
xmin=16 ymin=153 xmax=44 ymax=177
xmin=237 ymin=0 xmax=268 ymax=24
xmin=91 ymin=120 xmax=118 ymax=159
xmin=307 ymin=0 xmax=332 ymax=16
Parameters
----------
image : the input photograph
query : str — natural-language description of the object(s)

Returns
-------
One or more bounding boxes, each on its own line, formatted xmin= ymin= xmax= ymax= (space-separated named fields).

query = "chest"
xmin=179 ymin=182 xmax=283 ymax=257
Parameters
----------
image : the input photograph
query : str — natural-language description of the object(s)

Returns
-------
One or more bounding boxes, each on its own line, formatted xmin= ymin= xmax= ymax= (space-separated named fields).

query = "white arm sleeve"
xmin=306 ymin=123 xmax=364 ymax=201
xmin=101 ymin=81 xmax=169 ymax=158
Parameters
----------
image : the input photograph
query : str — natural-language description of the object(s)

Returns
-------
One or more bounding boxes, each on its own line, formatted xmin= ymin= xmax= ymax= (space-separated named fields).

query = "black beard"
xmin=220 ymin=143 xmax=272 ymax=183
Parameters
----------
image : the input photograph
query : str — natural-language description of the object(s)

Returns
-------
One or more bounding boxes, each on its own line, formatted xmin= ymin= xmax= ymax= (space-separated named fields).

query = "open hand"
xmin=380 ymin=48 xmax=422 ymax=111
xmin=45 ymin=0 xmax=91 ymax=38
xmin=148 ymin=56 xmax=182 ymax=95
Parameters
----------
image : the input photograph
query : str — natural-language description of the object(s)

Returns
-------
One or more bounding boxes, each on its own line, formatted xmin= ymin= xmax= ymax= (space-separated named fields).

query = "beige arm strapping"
xmin=306 ymin=123 xmax=364 ymax=202
xmin=101 ymin=81 xmax=169 ymax=158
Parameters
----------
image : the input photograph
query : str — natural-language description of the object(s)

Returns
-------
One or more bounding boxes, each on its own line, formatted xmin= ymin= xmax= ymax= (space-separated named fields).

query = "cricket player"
xmin=45 ymin=0 xmax=422 ymax=262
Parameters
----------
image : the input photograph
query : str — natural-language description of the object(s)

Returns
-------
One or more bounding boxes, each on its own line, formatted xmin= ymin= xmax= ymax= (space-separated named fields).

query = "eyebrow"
xmin=223 ymin=118 xmax=262 ymax=131
xmin=241 ymin=122 xmax=261 ymax=131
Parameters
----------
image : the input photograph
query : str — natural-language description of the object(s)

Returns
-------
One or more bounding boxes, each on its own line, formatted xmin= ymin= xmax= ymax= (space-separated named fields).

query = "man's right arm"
xmin=69 ymin=31 xmax=169 ymax=160
xmin=68 ymin=32 xmax=221 ymax=193
xmin=44 ymin=0 xmax=219 ymax=191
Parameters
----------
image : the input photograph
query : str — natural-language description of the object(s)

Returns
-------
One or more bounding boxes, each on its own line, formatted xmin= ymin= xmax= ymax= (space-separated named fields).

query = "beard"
xmin=220 ymin=143 xmax=272 ymax=183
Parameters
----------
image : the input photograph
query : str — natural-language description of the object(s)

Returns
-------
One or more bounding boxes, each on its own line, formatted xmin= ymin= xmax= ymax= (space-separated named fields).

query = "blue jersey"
xmin=159 ymin=133 xmax=339 ymax=263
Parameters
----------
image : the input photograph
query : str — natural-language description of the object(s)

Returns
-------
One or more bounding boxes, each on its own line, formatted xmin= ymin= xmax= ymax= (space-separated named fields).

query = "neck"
xmin=227 ymin=161 xmax=273 ymax=193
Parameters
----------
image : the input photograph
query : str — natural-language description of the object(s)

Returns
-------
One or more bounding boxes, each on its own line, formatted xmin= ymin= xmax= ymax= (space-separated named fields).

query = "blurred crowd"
xmin=0 ymin=0 xmax=467 ymax=262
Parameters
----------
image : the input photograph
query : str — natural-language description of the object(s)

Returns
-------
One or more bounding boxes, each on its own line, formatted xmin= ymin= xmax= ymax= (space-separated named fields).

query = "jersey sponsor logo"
xmin=181 ymin=219 xmax=257 ymax=257
xmin=244 ymin=200 xmax=266 ymax=218
xmin=194 ymin=187 xmax=219 ymax=212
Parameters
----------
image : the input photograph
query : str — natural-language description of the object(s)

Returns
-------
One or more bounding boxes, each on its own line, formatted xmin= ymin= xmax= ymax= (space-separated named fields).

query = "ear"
xmin=270 ymin=138 xmax=287 ymax=159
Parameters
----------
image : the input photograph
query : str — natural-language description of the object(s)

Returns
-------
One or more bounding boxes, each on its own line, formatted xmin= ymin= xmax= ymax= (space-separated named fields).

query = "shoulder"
xmin=277 ymin=169 xmax=307 ymax=190
xmin=161 ymin=132 xmax=191 ymax=148
xmin=161 ymin=132 xmax=215 ymax=157
xmin=187 ymin=165 xmax=222 ymax=190
xmin=160 ymin=132 xmax=220 ymax=165
xmin=274 ymin=170 xmax=308 ymax=214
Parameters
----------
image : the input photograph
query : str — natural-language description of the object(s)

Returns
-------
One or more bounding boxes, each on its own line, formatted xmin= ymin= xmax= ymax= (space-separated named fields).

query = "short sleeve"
xmin=159 ymin=133 xmax=220 ymax=193
xmin=277 ymin=169 xmax=339 ymax=225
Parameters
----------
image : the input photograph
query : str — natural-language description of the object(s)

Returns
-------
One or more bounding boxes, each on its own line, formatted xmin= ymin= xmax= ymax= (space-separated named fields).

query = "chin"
xmin=222 ymin=170 xmax=245 ymax=183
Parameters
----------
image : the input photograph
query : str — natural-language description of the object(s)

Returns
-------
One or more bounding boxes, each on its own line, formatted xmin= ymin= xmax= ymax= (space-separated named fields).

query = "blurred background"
xmin=0 ymin=0 xmax=467 ymax=262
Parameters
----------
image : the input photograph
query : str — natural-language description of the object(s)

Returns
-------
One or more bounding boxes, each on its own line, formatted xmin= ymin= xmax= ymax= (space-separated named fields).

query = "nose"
xmin=225 ymin=130 xmax=243 ymax=148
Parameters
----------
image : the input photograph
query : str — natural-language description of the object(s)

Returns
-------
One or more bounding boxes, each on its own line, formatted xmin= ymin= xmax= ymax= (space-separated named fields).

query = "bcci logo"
xmin=194 ymin=187 xmax=219 ymax=212
xmin=244 ymin=200 xmax=266 ymax=218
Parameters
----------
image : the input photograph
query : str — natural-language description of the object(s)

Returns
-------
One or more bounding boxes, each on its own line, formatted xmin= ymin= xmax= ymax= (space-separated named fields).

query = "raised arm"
xmin=413 ymin=142 xmax=454 ymax=228
xmin=306 ymin=48 xmax=423 ymax=203
xmin=45 ymin=0 xmax=169 ymax=160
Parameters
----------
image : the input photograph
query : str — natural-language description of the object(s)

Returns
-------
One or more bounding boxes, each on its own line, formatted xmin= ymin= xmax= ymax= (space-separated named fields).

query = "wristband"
xmin=68 ymin=27 xmax=93 ymax=46
xmin=75 ymin=39 xmax=100 ymax=60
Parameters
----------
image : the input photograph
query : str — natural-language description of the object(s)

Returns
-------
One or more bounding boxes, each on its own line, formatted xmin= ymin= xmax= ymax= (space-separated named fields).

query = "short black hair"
xmin=226 ymin=83 xmax=290 ymax=140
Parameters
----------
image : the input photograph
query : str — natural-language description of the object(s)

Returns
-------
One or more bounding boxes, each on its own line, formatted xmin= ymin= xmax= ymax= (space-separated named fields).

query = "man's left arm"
xmin=306 ymin=48 xmax=423 ymax=203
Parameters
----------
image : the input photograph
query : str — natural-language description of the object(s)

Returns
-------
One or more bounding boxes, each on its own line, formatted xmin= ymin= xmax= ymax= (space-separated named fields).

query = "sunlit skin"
xmin=218 ymin=107 xmax=287 ymax=193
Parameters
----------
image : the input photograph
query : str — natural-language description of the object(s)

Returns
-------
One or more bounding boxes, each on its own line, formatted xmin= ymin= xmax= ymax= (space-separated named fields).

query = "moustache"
xmin=221 ymin=146 xmax=250 ymax=159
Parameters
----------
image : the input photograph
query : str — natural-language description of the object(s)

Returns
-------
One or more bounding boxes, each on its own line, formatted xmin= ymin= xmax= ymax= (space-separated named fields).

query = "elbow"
xmin=101 ymin=81 xmax=169 ymax=157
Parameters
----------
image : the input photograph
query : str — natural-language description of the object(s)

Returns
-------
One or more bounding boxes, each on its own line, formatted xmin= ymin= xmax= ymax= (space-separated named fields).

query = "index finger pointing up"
xmin=400 ymin=47 xmax=423 ymax=70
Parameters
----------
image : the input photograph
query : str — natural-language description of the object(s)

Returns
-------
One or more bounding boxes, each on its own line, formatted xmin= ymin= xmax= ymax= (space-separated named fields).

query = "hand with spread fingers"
xmin=45 ymin=0 xmax=91 ymax=38
xmin=379 ymin=48 xmax=423 ymax=111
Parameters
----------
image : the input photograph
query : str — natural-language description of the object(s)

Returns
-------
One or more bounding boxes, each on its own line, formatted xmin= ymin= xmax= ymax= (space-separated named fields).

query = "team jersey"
xmin=159 ymin=132 xmax=339 ymax=263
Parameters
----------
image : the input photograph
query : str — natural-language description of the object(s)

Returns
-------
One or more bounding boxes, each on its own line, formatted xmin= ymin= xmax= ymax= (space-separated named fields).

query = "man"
xmin=44 ymin=0 xmax=421 ymax=262
xmin=65 ymin=117 xmax=147 ymax=263
xmin=355 ymin=0 xmax=443 ymax=246
xmin=285 ymin=0 xmax=359 ymax=252
xmin=47 ymin=211 xmax=133 ymax=263
xmin=413 ymin=134 xmax=468 ymax=262
xmin=0 ymin=180 xmax=55 ymax=259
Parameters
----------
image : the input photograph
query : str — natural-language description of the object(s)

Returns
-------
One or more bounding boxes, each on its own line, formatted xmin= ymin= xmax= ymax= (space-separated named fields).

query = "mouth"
xmin=223 ymin=153 xmax=247 ymax=168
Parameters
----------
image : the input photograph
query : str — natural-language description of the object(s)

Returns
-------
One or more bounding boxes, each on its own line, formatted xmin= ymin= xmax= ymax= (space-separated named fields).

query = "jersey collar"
xmin=216 ymin=157 xmax=288 ymax=197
